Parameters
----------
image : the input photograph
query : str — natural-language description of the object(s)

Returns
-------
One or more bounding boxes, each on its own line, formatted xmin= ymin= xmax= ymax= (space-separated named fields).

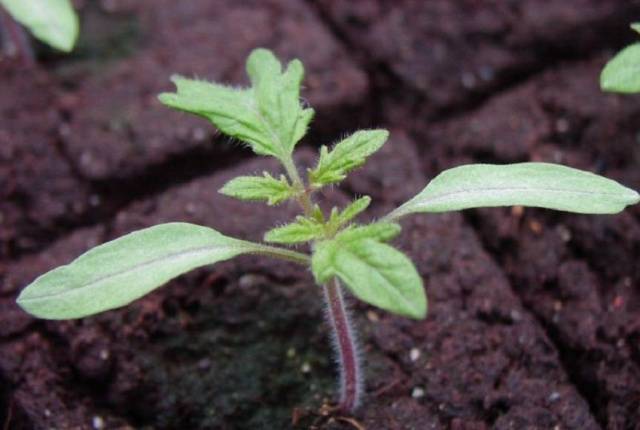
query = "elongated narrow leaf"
xmin=309 ymin=130 xmax=388 ymax=187
xmin=17 ymin=222 xmax=308 ymax=320
xmin=600 ymin=42 xmax=640 ymax=93
xmin=338 ymin=222 xmax=401 ymax=243
xmin=388 ymin=163 xmax=640 ymax=220
xmin=264 ymin=216 xmax=324 ymax=244
xmin=330 ymin=196 xmax=371 ymax=227
xmin=312 ymin=238 xmax=426 ymax=319
xmin=220 ymin=172 xmax=295 ymax=205
xmin=1 ymin=0 xmax=78 ymax=52
xmin=159 ymin=49 xmax=313 ymax=160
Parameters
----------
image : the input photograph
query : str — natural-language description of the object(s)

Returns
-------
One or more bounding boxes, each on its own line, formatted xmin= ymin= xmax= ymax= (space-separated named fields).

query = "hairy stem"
xmin=324 ymin=277 xmax=362 ymax=412
xmin=281 ymin=152 xmax=363 ymax=412
xmin=282 ymin=155 xmax=314 ymax=214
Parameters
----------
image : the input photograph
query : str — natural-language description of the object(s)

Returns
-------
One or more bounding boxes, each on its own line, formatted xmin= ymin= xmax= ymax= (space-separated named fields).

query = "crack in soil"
xmin=462 ymin=210 xmax=609 ymax=428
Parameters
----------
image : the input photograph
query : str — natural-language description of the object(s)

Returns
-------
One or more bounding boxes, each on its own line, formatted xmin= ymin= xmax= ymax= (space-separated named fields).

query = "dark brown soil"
xmin=2 ymin=1 xmax=640 ymax=429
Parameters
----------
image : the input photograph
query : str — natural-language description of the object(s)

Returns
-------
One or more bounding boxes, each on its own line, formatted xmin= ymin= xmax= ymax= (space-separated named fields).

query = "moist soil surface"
xmin=1 ymin=1 xmax=640 ymax=429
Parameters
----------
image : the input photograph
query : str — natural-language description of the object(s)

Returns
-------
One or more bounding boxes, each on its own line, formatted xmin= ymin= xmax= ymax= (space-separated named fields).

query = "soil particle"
xmin=315 ymin=0 xmax=640 ymax=117
xmin=0 ymin=65 xmax=92 ymax=258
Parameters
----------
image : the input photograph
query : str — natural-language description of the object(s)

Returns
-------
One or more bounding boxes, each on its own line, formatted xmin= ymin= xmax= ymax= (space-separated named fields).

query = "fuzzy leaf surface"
xmin=1 ymin=0 xmax=78 ymax=51
xmin=337 ymin=222 xmax=401 ymax=243
xmin=264 ymin=216 xmax=324 ymax=244
xmin=312 ymin=237 xmax=426 ymax=319
xmin=600 ymin=42 xmax=640 ymax=93
xmin=309 ymin=130 xmax=388 ymax=187
xmin=158 ymin=49 xmax=313 ymax=159
xmin=388 ymin=163 xmax=640 ymax=219
xmin=220 ymin=172 xmax=295 ymax=205
xmin=330 ymin=196 xmax=371 ymax=227
xmin=17 ymin=222 xmax=308 ymax=319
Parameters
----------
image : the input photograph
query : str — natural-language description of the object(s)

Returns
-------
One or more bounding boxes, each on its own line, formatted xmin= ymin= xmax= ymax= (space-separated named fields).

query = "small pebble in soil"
xmin=461 ymin=72 xmax=476 ymax=89
xmin=287 ymin=347 xmax=296 ymax=358
xmin=366 ymin=310 xmax=380 ymax=322
xmin=301 ymin=362 xmax=311 ymax=373
xmin=92 ymin=416 xmax=105 ymax=430
xmin=409 ymin=348 xmax=421 ymax=362
xmin=99 ymin=349 xmax=110 ymax=360
xmin=556 ymin=225 xmax=571 ymax=242
xmin=510 ymin=309 xmax=522 ymax=322
xmin=192 ymin=127 xmax=207 ymax=142
xmin=89 ymin=194 xmax=102 ymax=207
xmin=511 ymin=205 xmax=524 ymax=218
xmin=555 ymin=118 xmax=570 ymax=133
xmin=411 ymin=387 xmax=425 ymax=399
xmin=528 ymin=220 xmax=543 ymax=234
xmin=198 ymin=358 xmax=211 ymax=370
xmin=548 ymin=391 xmax=561 ymax=402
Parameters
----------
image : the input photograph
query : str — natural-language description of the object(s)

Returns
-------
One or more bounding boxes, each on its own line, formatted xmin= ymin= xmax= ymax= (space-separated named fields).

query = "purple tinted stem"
xmin=323 ymin=277 xmax=362 ymax=412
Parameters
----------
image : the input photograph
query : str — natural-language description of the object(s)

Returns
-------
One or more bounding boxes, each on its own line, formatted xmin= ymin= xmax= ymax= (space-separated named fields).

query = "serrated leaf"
xmin=309 ymin=130 xmax=388 ymax=187
xmin=220 ymin=172 xmax=295 ymax=205
xmin=264 ymin=216 xmax=324 ymax=244
xmin=159 ymin=49 xmax=313 ymax=160
xmin=387 ymin=163 xmax=640 ymax=220
xmin=246 ymin=49 xmax=314 ymax=155
xmin=312 ymin=238 xmax=426 ymax=319
xmin=17 ymin=222 xmax=309 ymax=319
xmin=600 ymin=42 xmax=640 ymax=93
xmin=1 ymin=0 xmax=78 ymax=52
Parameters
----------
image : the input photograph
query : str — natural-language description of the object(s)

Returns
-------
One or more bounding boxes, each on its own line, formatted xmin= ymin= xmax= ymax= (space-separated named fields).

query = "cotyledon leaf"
xmin=386 ymin=162 xmax=640 ymax=220
xmin=1 ymin=0 xmax=79 ymax=52
xmin=17 ymin=222 xmax=309 ymax=320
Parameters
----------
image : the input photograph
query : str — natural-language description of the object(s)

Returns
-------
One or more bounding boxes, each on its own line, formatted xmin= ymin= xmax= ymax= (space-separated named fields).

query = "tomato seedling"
xmin=17 ymin=49 xmax=640 ymax=412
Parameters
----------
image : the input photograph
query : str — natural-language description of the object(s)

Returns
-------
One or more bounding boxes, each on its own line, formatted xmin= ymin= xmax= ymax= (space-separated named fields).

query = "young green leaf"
xmin=312 ymin=238 xmax=426 ymax=319
xmin=264 ymin=216 xmax=324 ymax=244
xmin=1 ymin=0 xmax=78 ymax=52
xmin=308 ymin=130 xmax=388 ymax=187
xmin=600 ymin=42 xmax=640 ymax=93
xmin=220 ymin=172 xmax=296 ymax=205
xmin=329 ymin=196 xmax=371 ymax=227
xmin=246 ymin=48 xmax=314 ymax=155
xmin=17 ymin=222 xmax=309 ymax=320
xmin=631 ymin=22 xmax=640 ymax=35
xmin=158 ymin=49 xmax=313 ymax=160
xmin=386 ymin=163 xmax=640 ymax=220
xmin=337 ymin=222 xmax=401 ymax=243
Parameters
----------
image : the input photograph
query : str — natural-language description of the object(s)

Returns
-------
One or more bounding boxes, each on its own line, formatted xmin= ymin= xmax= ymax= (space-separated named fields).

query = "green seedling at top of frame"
xmin=16 ymin=48 xmax=640 ymax=412
xmin=600 ymin=23 xmax=640 ymax=93
xmin=0 ymin=0 xmax=78 ymax=52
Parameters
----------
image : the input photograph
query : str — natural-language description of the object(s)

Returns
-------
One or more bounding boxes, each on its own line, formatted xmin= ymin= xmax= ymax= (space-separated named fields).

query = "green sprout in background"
xmin=600 ymin=23 xmax=640 ymax=93
xmin=0 ymin=0 xmax=78 ymax=53
xmin=16 ymin=49 xmax=640 ymax=412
